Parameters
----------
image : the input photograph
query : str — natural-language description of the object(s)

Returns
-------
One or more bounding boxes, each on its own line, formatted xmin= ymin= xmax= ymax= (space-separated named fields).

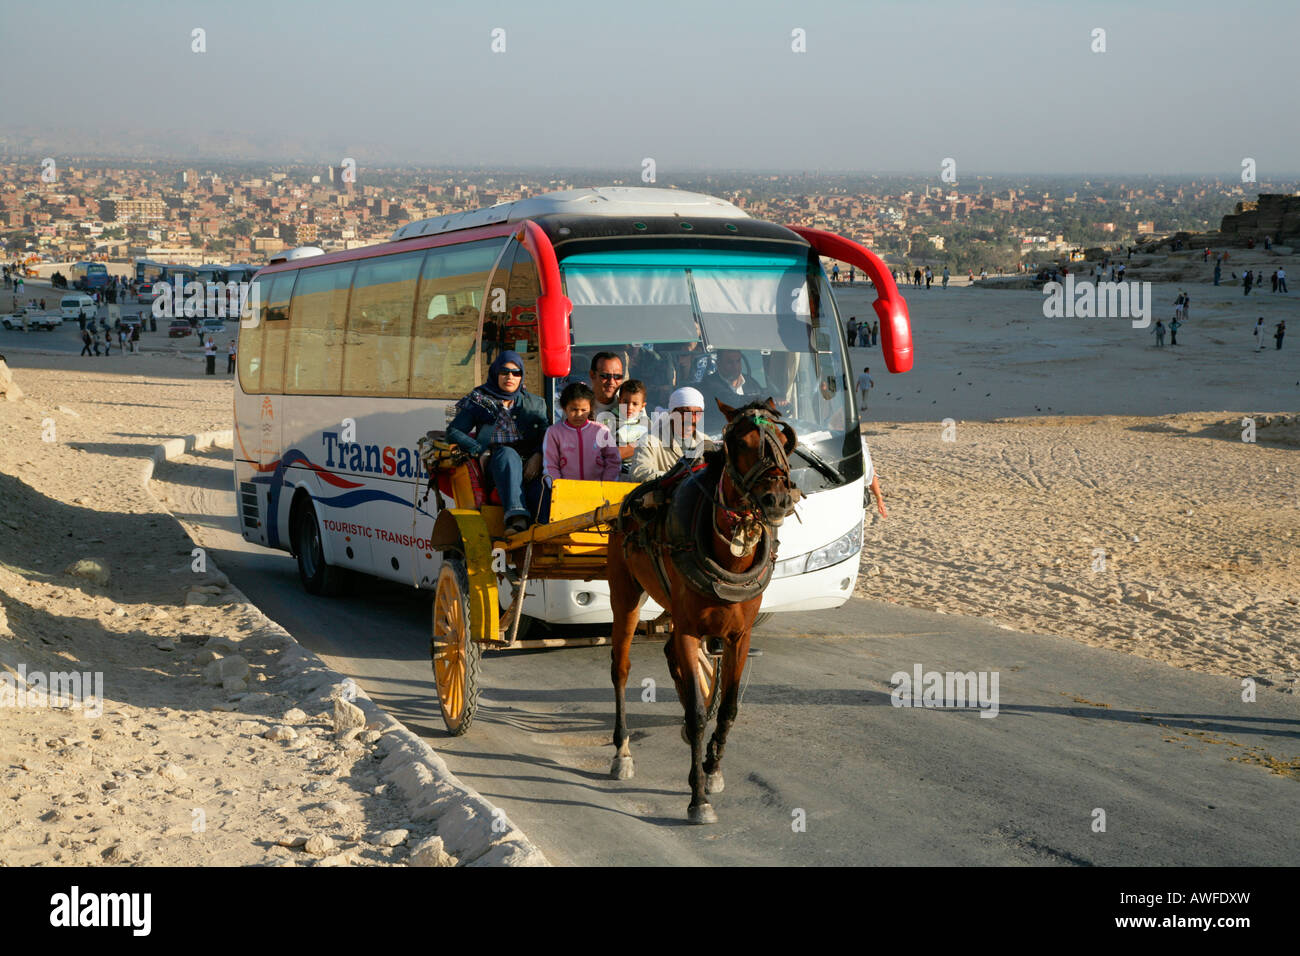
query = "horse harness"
xmin=616 ymin=410 xmax=793 ymax=603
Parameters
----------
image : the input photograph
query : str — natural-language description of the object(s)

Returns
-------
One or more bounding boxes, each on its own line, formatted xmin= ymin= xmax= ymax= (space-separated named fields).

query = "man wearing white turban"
xmin=627 ymin=386 xmax=712 ymax=482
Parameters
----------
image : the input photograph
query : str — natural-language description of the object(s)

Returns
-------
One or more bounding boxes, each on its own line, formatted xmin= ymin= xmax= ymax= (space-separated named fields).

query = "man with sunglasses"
xmin=588 ymin=351 xmax=626 ymax=428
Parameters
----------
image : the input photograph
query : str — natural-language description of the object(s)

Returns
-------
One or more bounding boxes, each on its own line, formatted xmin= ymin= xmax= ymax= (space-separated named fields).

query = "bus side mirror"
xmin=537 ymin=291 xmax=572 ymax=378
xmin=518 ymin=220 xmax=572 ymax=379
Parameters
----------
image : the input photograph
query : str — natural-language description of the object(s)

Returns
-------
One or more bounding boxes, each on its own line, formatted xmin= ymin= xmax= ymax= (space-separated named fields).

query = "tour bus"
xmin=135 ymin=258 xmax=198 ymax=302
xmin=224 ymin=264 xmax=259 ymax=285
xmin=194 ymin=263 xmax=227 ymax=285
xmin=233 ymin=187 xmax=910 ymax=627
xmin=69 ymin=260 xmax=109 ymax=291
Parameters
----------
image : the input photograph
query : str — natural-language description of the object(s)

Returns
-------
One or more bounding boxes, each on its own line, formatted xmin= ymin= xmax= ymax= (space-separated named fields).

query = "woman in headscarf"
xmin=446 ymin=350 xmax=548 ymax=533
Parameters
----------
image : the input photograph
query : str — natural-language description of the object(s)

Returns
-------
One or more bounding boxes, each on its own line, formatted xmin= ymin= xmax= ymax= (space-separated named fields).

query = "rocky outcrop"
xmin=1217 ymin=194 xmax=1300 ymax=245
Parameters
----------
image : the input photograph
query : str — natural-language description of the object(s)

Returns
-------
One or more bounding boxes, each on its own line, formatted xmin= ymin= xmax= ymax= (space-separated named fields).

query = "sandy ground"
xmin=0 ymin=350 xmax=454 ymax=866
xmin=833 ymin=246 xmax=1299 ymax=687
xmin=0 ymin=244 xmax=1296 ymax=865
xmin=858 ymin=414 xmax=1298 ymax=684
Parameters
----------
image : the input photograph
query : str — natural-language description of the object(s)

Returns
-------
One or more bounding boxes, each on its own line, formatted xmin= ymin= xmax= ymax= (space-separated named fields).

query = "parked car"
xmin=2 ymin=308 xmax=60 ymax=331
xmin=168 ymin=319 xmax=192 ymax=338
xmin=200 ymin=318 xmax=227 ymax=335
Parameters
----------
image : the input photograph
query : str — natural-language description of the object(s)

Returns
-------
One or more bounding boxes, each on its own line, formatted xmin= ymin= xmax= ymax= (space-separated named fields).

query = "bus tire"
xmin=292 ymin=497 xmax=343 ymax=597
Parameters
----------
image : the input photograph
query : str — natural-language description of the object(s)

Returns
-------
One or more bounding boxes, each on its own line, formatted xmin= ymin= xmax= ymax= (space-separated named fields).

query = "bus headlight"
xmin=804 ymin=522 xmax=863 ymax=573
xmin=773 ymin=553 xmax=807 ymax=578
xmin=773 ymin=522 xmax=863 ymax=578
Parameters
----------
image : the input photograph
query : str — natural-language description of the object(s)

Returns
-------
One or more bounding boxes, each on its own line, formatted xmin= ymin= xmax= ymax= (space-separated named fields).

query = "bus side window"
xmin=237 ymin=277 xmax=269 ymax=392
xmin=490 ymin=242 xmax=541 ymax=386
xmin=343 ymin=252 xmax=422 ymax=397
xmin=259 ymin=271 xmax=298 ymax=395
xmin=286 ymin=262 xmax=353 ymax=394
xmin=411 ymin=238 xmax=504 ymax=399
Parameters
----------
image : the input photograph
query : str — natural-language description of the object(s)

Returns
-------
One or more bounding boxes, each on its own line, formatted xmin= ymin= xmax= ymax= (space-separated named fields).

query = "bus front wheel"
xmin=293 ymin=499 xmax=343 ymax=597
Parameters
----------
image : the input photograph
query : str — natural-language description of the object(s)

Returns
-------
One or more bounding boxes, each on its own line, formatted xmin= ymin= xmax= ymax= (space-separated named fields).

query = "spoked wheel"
xmin=431 ymin=557 xmax=480 ymax=736
xmin=694 ymin=643 xmax=724 ymax=721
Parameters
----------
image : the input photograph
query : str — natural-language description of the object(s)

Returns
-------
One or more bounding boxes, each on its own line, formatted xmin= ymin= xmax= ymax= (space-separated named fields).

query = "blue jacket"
xmin=446 ymin=386 xmax=548 ymax=458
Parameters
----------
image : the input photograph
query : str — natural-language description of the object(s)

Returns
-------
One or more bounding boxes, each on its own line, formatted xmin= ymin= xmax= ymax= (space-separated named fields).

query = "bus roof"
xmin=390 ymin=187 xmax=748 ymax=241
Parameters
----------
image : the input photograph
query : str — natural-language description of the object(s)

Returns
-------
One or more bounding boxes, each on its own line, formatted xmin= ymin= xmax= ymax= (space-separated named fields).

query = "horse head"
xmin=716 ymin=398 xmax=800 ymax=528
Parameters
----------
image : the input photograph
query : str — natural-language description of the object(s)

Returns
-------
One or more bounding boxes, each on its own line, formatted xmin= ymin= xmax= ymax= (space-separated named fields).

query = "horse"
xmin=606 ymin=398 xmax=799 ymax=824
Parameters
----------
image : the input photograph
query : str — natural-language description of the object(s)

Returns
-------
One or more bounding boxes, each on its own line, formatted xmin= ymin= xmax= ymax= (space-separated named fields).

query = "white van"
xmin=60 ymin=294 xmax=96 ymax=321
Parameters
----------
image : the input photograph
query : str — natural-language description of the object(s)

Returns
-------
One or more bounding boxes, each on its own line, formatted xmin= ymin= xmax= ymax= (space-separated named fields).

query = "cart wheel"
xmin=431 ymin=556 xmax=480 ymax=736
xmin=695 ymin=644 xmax=724 ymax=721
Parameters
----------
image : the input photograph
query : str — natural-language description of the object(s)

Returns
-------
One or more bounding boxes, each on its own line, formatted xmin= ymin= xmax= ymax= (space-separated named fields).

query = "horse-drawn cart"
xmin=418 ymin=438 xmax=722 ymax=736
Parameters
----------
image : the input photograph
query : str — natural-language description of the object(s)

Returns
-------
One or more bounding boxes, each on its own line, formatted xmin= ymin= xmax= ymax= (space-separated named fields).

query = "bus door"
xmin=483 ymin=239 xmax=542 ymax=388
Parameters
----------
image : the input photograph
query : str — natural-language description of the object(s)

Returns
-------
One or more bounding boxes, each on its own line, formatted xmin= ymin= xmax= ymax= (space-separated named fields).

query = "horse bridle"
xmin=717 ymin=410 xmax=798 ymax=520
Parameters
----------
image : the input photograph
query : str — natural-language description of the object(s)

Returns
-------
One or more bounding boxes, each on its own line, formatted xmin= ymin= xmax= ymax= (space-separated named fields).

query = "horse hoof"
xmin=688 ymin=803 xmax=718 ymax=825
xmin=706 ymin=771 xmax=724 ymax=794
xmin=610 ymin=756 xmax=634 ymax=780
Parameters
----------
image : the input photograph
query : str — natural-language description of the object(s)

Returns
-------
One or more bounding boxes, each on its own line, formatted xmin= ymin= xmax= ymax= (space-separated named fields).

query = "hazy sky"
xmin=2 ymin=0 xmax=1297 ymax=175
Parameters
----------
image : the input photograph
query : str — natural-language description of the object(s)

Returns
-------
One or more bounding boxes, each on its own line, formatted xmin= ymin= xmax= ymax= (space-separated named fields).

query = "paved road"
xmin=149 ymin=444 xmax=1300 ymax=866
xmin=1 ymin=280 xmax=216 ymax=355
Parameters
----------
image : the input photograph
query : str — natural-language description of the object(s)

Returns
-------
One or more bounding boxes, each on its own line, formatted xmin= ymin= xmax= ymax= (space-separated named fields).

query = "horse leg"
xmin=703 ymin=628 xmax=750 ymax=795
xmin=607 ymin=544 xmax=641 ymax=780
xmin=667 ymin=627 xmax=716 ymax=824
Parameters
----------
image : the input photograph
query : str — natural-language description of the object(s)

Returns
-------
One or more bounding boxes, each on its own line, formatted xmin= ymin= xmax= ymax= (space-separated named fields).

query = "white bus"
xmin=233 ymin=187 xmax=911 ymax=626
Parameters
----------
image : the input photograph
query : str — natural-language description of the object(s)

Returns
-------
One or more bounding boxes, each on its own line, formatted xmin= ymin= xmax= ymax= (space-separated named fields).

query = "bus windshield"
xmin=563 ymin=250 xmax=860 ymax=485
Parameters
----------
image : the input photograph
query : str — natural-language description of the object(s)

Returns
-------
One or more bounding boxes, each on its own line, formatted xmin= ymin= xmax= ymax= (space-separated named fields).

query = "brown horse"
xmin=606 ymin=398 xmax=798 ymax=824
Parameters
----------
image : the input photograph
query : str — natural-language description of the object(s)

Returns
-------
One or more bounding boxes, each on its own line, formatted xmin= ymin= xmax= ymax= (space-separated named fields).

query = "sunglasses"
xmin=498 ymin=368 xmax=523 ymax=378
xmin=597 ymin=372 xmax=624 ymax=381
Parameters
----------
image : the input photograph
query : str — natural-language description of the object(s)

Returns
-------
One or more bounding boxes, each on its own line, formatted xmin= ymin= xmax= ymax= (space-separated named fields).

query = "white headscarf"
xmin=668 ymin=386 xmax=704 ymax=410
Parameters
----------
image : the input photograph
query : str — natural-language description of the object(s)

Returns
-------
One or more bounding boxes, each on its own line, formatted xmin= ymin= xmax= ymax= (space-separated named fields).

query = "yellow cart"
xmin=421 ymin=440 xmax=722 ymax=736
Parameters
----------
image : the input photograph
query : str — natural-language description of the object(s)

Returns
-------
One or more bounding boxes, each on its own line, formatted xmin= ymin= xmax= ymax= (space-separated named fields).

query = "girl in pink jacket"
xmin=544 ymin=382 xmax=621 ymax=482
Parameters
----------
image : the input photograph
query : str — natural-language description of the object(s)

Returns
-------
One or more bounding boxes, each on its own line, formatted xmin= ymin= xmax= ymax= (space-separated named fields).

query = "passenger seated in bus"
xmin=446 ymin=350 xmax=548 ymax=534
xmin=628 ymin=387 xmax=712 ymax=483
xmin=543 ymin=382 xmax=620 ymax=483
xmin=700 ymin=349 xmax=762 ymax=434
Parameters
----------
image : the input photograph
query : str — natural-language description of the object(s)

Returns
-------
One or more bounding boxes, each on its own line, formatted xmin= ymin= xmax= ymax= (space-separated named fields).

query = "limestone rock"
xmin=64 ymin=558 xmax=111 ymax=587
xmin=303 ymin=834 xmax=334 ymax=856
xmin=203 ymin=655 xmax=249 ymax=686
xmin=376 ymin=828 xmax=409 ymax=847
xmin=0 ymin=359 xmax=23 ymax=402
xmin=157 ymin=762 xmax=188 ymax=782
xmin=409 ymin=836 xmax=457 ymax=867
xmin=332 ymin=698 xmax=366 ymax=737
xmin=264 ymin=725 xmax=297 ymax=742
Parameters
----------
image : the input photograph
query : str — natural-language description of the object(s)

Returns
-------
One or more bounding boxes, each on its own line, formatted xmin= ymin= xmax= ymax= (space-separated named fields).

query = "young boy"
xmin=614 ymin=379 xmax=651 ymax=475
xmin=543 ymin=382 xmax=621 ymax=482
